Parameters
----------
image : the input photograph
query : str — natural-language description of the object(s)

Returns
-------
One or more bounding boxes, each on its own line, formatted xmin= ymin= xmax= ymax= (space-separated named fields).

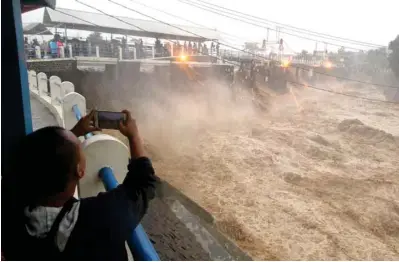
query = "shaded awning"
xmin=23 ymin=22 xmax=53 ymax=35
xmin=22 ymin=7 xmax=221 ymax=42
xmin=22 ymin=0 xmax=56 ymax=13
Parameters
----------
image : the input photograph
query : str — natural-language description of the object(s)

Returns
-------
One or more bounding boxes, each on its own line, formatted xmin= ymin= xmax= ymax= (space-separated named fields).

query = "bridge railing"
xmin=25 ymin=41 xmax=224 ymax=61
xmin=28 ymin=70 xmax=160 ymax=261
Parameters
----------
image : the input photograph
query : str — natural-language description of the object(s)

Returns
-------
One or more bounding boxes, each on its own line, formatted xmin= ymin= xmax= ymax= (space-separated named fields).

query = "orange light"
xmin=281 ymin=60 xmax=290 ymax=68
xmin=324 ymin=61 xmax=332 ymax=68
xmin=180 ymin=55 xmax=187 ymax=61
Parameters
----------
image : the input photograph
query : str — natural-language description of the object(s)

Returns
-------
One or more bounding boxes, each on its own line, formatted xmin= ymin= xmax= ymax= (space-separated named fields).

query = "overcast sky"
xmin=41 ymin=0 xmax=399 ymax=52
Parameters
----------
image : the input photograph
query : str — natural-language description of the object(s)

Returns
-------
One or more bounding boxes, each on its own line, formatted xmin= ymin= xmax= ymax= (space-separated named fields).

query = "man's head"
xmin=14 ymin=126 xmax=86 ymax=206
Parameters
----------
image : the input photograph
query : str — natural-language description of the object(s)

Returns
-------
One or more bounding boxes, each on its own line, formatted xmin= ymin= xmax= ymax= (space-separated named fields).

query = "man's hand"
xmin=118 ymin=110 xmax=138 ymax=138
xmin=71 ymin=110 xmax=100 ymax=137
xmin=119 ymin=110 xmax=145 ymax=158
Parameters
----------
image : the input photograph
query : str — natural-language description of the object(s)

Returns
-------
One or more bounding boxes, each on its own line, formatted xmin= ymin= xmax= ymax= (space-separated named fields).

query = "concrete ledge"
xmin=30 ymin=90 xmax=63 ymax=126
xmin=75 ymin=56 xmax=118 ymax=64
xmin=158 ymin=180 xmax=252 ymax=261
xmin=159 ymin=180 xmax=214 ymax=224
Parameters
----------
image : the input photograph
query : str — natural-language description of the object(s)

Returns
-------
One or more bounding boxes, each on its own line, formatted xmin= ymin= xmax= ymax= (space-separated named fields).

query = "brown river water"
xmin=103 ymin=79 xmax=399 ymax=260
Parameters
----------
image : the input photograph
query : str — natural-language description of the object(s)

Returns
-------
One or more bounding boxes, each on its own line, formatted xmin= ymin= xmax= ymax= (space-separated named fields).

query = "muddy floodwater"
xmin=107 ymin=80 xmax=399 ymax=260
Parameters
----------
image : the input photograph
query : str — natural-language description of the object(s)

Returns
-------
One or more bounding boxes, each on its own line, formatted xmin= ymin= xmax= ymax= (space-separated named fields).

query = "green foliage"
xmin=388 ymin=35 xmax=399 ymax=78
xmin=244 ymin=42 xmax=259 ymax=51
xmin=365 ymin=47 xmax=389 ymax=71
xmin=87 ymin=32 xmax=103 ymax=45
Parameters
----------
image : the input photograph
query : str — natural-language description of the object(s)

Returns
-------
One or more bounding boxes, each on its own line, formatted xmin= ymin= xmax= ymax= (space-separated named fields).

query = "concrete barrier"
xmin=61 ymin=81 xmax=75 ymax=97
xmin=28 ymin=70 xmax=38 ymax=94
xmin=37 ymin=72 xmax=48 ymax=97
xmin=62 ymin=92 xmax=86 ymax=131
xmin=28 ymin=70 xmax=77 ymax=127
xmin=49 ymin=75 xmax=62 ymax=106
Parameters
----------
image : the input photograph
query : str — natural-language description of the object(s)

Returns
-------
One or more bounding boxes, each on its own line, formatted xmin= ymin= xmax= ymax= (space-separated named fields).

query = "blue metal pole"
xmin=72 ymin=105 xmax=93 ymax=139
xmin=99 ymin=167 xmax=160 ymax=261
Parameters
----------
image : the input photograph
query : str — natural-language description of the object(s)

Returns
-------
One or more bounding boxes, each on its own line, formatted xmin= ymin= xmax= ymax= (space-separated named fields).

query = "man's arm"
xmin=121 ymin=156 xmax=159 ymax=223
xmin=92 ymin=110 xmax=158 ymax=226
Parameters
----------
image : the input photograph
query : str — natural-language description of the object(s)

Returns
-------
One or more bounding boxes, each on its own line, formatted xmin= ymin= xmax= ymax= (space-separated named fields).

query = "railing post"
xmin=99 ymin=167 xmax=160 ymax=261
xmin=68 ymin=44 xmax=73 ymax=58
xmin=171 ymin=44 xmax=174 ymax=57
xmin=59 ymin=46 xmax=65 ymax=58
xmin=96 ymin=45 xmax=100 ymax=57
xmin=88 ymin=42 xmax=92 ymax=57
xmin=35 ymin=46 xmax=41 ymax=59
xmin=133 ymin=47 xmax=137 ymax=60
xmin=152 ymin=46 xmax=155 ymax=58
xmin=119 ymin=46 xmax=123 ymax=60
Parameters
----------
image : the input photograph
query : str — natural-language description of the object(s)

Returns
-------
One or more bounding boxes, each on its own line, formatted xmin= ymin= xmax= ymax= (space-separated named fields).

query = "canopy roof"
xmin=23 ymin=22 xmax=53 ymax=35
xmin=22 ymin=0 xmax=56 ymax=13
xmin=23 ymin=7 xmax=220 ymax=42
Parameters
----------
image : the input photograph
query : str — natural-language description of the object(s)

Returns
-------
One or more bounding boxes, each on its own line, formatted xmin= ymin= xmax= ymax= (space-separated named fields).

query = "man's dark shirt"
xmin=4 ymin=157 xmax=159 ymax=261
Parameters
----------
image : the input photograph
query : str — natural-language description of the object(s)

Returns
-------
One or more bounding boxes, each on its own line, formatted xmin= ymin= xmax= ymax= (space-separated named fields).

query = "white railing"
xmin=28 ymin=70 xmax=79 ymax=128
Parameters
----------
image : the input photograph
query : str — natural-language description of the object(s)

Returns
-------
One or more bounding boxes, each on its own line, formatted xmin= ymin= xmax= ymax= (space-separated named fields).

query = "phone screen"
xmin=97 ymin=111 xmax=126 ymax=129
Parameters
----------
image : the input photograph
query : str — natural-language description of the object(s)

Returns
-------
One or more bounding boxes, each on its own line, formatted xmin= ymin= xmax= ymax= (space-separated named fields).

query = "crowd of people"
xmin=24 ymin=33 xmax=222 ymax=60
xmin=155 ymin=38 xmax=220 ymax=57
xmin=24 ymin=34 xmax=66 ymax=59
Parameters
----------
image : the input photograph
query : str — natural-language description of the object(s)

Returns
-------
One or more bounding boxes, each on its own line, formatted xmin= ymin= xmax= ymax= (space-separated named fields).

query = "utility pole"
xmin=276 ymin=26 xmax=280 ymax=43
xmin=64 ymin=24 xmax=67 ymax=45
xmin=265 ymin=28 xmax=269 ymax=58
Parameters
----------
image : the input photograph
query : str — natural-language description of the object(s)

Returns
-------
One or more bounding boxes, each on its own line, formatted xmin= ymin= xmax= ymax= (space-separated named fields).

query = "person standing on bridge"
xmin=193 ymin=42 xmax=197 ymax=55
xmin=2 ymin=110 xmax=159 ymax=261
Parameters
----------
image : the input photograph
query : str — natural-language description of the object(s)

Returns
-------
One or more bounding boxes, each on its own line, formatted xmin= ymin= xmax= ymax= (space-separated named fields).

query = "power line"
xmin=179 ymin=0 xmax=373 ymax=52
xmin=75 ymin=0 xmax=146 ymax=32
xmin=288 ymin=81 xmax=399 ymax=104
xmin=188 ymin=0 xmax=386 ymax=49
xmin=102 ymin=0 xmax=399 ymax=89
xmin=60 ymin=1 xmax=399 ymax=100
xmin=126 ymin=0 xmax=244 ymax=43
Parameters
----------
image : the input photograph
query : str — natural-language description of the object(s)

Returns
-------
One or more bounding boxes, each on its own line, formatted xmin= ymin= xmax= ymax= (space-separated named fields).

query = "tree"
xmin=87 ymin=32 xmax=103 ymax=45
xmin=299 ymin=49 xmax=311 ymax=60
xmin=388 ymin=35 xmax=399 ymax=78
xmin=338 ymin=46 xmax=345 ymax=55
xmin=244 ymin=42 xmax=259 ymax=51
xmin=365 ymin=47 xmax=389 ymax=71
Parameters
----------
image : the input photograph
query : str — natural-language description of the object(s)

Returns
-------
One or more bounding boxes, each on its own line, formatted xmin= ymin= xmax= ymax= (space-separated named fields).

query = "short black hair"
xmin=11 ymin=126 xmax=80 ymax=207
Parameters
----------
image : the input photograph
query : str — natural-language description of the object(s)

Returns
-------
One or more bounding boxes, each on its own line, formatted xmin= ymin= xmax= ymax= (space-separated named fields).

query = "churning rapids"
xmin=102 ymin=79 xmax=399 ymax=260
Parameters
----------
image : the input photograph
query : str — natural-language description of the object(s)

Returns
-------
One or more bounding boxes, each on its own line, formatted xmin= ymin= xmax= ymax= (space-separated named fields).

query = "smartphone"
xmin=94 ymin=110 xmax=126 ymax=130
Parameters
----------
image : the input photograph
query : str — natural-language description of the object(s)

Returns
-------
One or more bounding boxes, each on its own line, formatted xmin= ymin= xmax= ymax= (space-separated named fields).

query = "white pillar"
xmin=152 ymin=46 xmax=155 ymax=58
xmin=118 ymin=46 xmax=123 ymax=60
xmin=133 ymin=47 xmax=137 ymax=60
xmin=68 ymin=44 xmax=73 ymax=58
xmin=35 ymin=46 xmax=41 ymax=59
xmin=171 ymin=44 xmax=174 ymax=56
xmin=59 ymin=46 xmax=65 ymax=58
xmin=96 ymin=45 xmax=100 ymax=57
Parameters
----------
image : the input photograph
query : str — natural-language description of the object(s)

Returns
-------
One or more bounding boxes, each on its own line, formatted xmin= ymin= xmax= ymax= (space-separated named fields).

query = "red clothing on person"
xmin=57 ymin=41 xmax=64 ymax=56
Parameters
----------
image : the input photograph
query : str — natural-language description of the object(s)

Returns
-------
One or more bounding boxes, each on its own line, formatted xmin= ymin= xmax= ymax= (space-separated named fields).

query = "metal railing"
xmin=25 ymin=41 xmax=218 ymax=61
